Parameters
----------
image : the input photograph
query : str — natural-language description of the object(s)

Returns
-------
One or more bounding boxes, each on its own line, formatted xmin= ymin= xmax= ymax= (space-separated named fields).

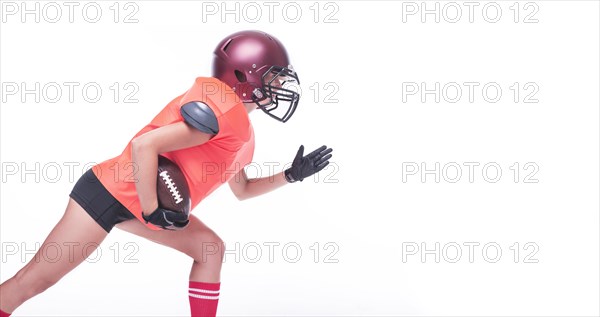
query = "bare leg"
xmin=115 ymin=215 xmax=224 ymax=282
xmin=0 ymin=198 xmax=109 ymax=313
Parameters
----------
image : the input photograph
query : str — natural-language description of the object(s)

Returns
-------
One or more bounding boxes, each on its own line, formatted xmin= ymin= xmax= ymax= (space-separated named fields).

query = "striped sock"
xmin=189 ymin=281 xmax=220 ymax=317
xmin=0 ymin=309 xmax=11 ymax=317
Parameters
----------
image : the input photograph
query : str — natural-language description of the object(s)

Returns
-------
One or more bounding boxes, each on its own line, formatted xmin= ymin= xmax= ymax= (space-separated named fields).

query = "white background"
xmin=1 ymin=1 xmax=599 ymax=316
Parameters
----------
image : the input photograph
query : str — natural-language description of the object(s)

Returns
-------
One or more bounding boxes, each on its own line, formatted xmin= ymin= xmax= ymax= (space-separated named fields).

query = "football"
xmin=157 ymin=155 xmax=191 ymax=216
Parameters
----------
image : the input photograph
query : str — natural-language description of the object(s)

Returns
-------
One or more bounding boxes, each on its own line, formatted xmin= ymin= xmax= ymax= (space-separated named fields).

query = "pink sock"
xmin=189 ymin=281 xmax=220 ymax=317
xmin=0 ymin=309 xmax=11 ymax=317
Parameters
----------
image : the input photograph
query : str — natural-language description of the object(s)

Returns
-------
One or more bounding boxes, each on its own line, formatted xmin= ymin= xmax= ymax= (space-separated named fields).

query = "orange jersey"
xmin=93 ymin=77 xmax=255 ymax=230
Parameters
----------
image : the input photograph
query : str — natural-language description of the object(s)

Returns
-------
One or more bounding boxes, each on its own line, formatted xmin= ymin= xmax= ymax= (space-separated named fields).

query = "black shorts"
xmin=70 ymin=168 xmax=135 ymax=233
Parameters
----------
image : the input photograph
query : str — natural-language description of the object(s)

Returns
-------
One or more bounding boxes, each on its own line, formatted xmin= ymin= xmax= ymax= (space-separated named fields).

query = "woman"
xmin=0 ymin=30 xmax=333 ymax=317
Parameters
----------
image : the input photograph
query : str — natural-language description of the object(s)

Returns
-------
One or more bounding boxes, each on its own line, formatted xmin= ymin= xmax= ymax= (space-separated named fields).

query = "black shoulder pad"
xmin=180 ymin=101 xmax=219 ymax=135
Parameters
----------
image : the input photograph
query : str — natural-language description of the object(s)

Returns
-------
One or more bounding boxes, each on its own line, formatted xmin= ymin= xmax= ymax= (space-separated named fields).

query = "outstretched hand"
xmin=284 ymin=145 xmax=333 ymax=183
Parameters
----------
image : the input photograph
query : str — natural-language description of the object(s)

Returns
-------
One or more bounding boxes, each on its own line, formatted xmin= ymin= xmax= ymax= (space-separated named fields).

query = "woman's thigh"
xmin=19 ymin=198 xmax=109 ymax=285
xmin=115 ymin=215 xmax=224 ymax=263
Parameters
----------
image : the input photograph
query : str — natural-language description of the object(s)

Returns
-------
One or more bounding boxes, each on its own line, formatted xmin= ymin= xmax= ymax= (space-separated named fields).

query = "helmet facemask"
xmin=252 ymin=65 xmax=300 ymax=123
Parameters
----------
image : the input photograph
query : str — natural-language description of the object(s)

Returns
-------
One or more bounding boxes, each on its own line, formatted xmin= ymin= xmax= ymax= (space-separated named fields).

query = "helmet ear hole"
xmin=235 ymin=70 xmax=247 ymax=82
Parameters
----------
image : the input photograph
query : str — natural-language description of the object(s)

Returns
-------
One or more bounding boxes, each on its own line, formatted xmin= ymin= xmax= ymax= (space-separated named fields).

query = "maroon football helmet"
xmin=212 ymin=30 xmax=300 ymax=123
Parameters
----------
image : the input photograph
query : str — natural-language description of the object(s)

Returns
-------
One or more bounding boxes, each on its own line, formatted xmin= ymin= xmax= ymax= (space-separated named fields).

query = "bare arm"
xmin=131 ymin=122 xmax=213 ymax=215
xmin=229 ymin=145 xmax=334 ymax=201
xmin=228 ymin=169 xmax=289 ymax=201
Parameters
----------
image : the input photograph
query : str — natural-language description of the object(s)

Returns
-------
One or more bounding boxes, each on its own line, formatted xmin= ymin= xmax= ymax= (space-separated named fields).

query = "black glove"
xmin=142 ymin=207 xmax=190 ymax=231
xmin=284 ymin=145 xmax=333 ymax=183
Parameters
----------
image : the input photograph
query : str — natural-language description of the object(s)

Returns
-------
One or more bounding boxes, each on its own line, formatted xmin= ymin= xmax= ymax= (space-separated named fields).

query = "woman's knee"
xmin=190 ymin=229 xmax=224 ymax=265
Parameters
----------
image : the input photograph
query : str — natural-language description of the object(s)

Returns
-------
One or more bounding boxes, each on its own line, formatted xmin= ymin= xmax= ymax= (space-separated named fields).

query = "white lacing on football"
xmin=159 ymin=171 xmax=183 ymax=204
